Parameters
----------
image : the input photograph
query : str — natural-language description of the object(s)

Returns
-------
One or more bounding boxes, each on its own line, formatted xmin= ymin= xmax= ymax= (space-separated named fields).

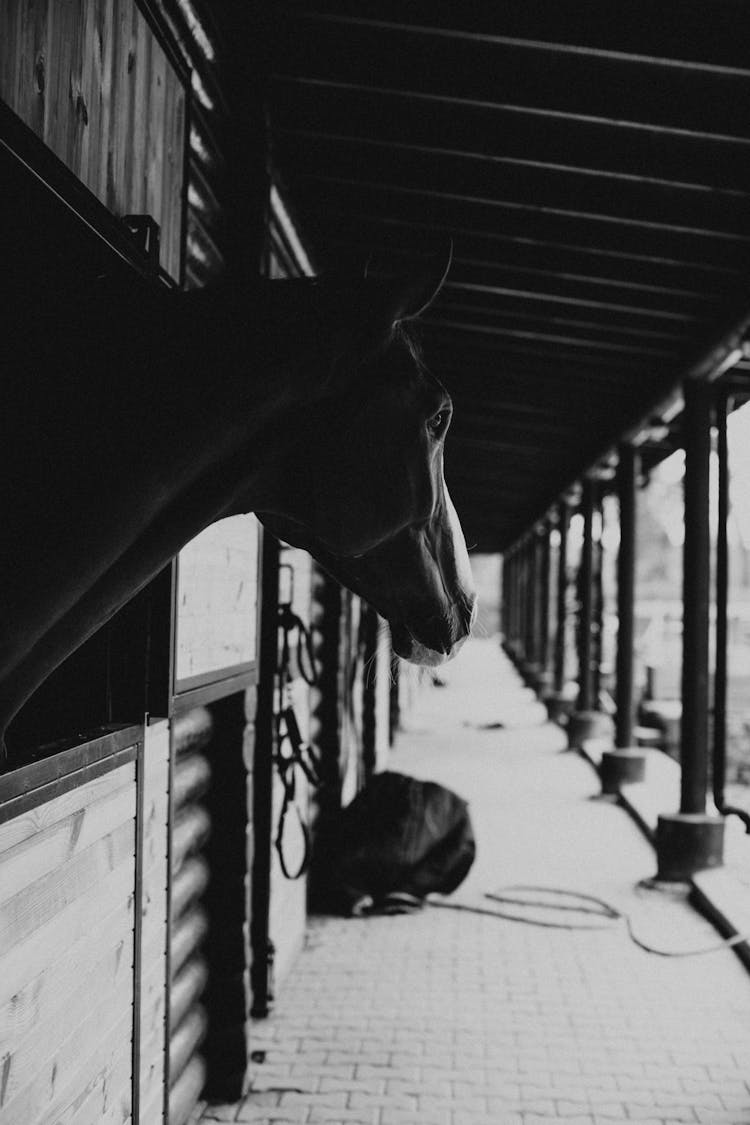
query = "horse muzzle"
xmin=390 ymin=595 xmax=477 ymax=667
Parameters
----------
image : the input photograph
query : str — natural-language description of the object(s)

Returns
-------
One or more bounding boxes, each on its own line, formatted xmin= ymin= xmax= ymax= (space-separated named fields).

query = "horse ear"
xmin=372 ymin=239 xmax=453 ymax=325
xmin=323 ymin=241 xmax=452 ymax=379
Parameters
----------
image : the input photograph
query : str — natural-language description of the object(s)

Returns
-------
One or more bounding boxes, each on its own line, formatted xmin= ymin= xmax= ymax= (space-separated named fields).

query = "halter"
xmin=273 ymin=565 xmax=321 ymax=880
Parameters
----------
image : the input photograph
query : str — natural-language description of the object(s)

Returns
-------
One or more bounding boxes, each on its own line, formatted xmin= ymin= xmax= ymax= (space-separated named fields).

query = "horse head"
xmin=257 ymin=244 xmax=477 ymax=665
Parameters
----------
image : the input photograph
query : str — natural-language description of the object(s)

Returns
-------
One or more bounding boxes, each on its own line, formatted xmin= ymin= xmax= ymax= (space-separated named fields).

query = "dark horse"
xmin=0 ymin=245 xmax=475 ymax=759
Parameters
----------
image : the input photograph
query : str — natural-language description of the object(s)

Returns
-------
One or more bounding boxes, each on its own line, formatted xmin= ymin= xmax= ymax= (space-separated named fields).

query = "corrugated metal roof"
xmin=258 ymin=2 xmax=750 ymax=550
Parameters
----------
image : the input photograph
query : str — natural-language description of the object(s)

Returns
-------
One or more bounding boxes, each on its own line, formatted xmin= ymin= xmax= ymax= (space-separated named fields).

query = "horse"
xmin=0 ymin=243 xmax=476 ymax=762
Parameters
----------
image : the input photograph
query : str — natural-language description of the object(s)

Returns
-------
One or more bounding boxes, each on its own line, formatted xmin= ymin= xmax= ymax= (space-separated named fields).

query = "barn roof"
xmin=255 ymin=1 xmax=750 ymax=551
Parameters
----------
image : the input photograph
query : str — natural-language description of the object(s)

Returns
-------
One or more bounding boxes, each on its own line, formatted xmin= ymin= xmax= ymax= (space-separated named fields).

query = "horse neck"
xmin=172 ymin=278 xmax=337 ymax=420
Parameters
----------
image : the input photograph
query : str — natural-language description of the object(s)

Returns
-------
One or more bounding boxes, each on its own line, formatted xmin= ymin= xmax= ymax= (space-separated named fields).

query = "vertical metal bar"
xmin=578 ymin=478 xmax=596 ymax=711
xmin=714 ymin=390 xmax=730 ymax=809
xmin=250 ymin=529 xmax=279 ymax=1017
xmin=554 ymin=502 xmax=570 ymax=695
xmin=500 ymin=553 xmax=508 ymax=643
xmin=593 ymin=493 xmax=605 ymax=703
xmin=164 ymin=563 xmax=179 ymax=1125
xmin=510 ymin=549 xmax=517 ymax=657
xmin=528 ymin=533 xmax=541 ymax=671
xmin=517 ymin=540 xmax=526 ymax=660
xmin=680 ymin=380 xmax=712 ymax=815
xmin=615 ymin=445 xmax=638 ymax=748
xmin=539 ymin=523 xmax=551 ymax=683
xmin=131 ymin=731 xmax=145 ymax=1125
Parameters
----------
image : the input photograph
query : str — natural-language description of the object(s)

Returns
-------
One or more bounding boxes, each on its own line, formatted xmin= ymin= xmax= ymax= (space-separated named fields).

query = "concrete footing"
xmin=546 ymin=692 xmax=575 ymax=723
xmin=655 ymin=812 xmax=725 ymax=881
xmin=567 ymin=709 xmax=615 ymax=750
xmin=600 ymin=747 xmax=647 ymax=795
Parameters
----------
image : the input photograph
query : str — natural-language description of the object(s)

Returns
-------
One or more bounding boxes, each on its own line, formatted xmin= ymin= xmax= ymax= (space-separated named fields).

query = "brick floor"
xmin=201 ymin=640 xmax=750 ymax=1125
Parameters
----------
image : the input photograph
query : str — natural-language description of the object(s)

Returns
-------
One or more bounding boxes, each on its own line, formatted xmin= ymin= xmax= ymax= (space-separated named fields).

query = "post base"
xmin=600 ymin=748 xmax=646 ymax=795
xmin=655 ymin=813 xmax=725 ymax=881
xmin=567 ymin=709 xmax=615 ymax=751
xmin=521 ymin=661 xmax=542 ymax=687
xmin=545 ymin=687 xmax=578 ymax=724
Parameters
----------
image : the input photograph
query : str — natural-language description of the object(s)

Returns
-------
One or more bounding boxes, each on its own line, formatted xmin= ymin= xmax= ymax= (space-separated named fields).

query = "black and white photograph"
xmin=3 ymin=3 xmax=750 ymax=1123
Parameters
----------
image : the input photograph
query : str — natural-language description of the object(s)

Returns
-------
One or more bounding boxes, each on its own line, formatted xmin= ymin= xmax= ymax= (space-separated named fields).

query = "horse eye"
xmin=427 ymin=411 xmax=446 ymax=435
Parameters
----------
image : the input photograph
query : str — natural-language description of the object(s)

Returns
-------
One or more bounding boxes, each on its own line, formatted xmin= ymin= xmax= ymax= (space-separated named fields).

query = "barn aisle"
xmin=200 ymin=638 xmax=750 ymax=1124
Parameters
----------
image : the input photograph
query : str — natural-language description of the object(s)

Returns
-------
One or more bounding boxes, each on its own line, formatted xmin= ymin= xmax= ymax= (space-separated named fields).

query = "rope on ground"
xmin=428 ymin=884 xmax=750 ymax=958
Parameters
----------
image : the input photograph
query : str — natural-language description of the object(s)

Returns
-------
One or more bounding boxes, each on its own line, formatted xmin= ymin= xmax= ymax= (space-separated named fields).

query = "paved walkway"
xmin=202 ymin=639 xmax=750 ymax=1124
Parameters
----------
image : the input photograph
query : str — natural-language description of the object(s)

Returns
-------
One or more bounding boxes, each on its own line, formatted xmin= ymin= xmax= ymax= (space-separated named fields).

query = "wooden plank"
xmin=0 ymin=1 xmax=18 ymax=110
xmin=0 ymin=817 xmax=135 ymax=954
xmin=0 ymin=934 xmax=133 ymax=1113
xmin=164 ymin=39 xmax=184 ymax=274
xmin=145 ymin=18 xmax=166 ymax=252
xmin=0 ymin=725 xmax=141 ymax=808
xmin=0 ymin=854 xmax=134 ymax=1010
xmin=141 ymin=887 xmax=169 ymax=962
xmin=171 ymin=805 xmax=210 ymax=874
xmin=91 ymin=0 xmax=114 ymax=200
xmin=139 ymin=979 xmax=166 ymax=1113
xmin=170 ymin=905 xmax=208 ymax=977
xmin=128 ymin=3 xmax=151 ymax=214
xmin=0 ymin=775 xmax=136 ymax=904
xmin=171 ymin=854 xmax=209 ymax=919
xmin=168 ymin=1054 xmax=205 ymax=1125
xmin=105 ymin=0 xmax=130 ymax=211
xmin=0 ymin=762 xmax=135 ymax=853
xmin=64 ymin=1044 xmax=132 ymax=1125
xmin=0 ymin=890 xmax=133 ymax=1048
xmin=7 ymin=0 xmax=48 ymax=138
xmin=10 ymin=1008 xmax=132 ymax=1125
xmin=0 ymin=995 xmax=133 ymax=1125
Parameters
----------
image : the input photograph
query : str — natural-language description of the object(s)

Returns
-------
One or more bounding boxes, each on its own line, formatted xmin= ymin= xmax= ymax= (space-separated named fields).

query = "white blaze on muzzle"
xmin=443 ymin=480 xmax=475 ymax=612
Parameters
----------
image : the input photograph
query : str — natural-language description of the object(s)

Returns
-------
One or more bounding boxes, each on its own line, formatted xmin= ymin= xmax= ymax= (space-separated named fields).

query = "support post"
xmin=554 ymin=502 xmax=569 ymax=697
xmin=537 ymin=521 xmax=553 ymax=695
xmin=601 ymin=444 xmax=646 ymax=793
xmin=656 ymin=381 xmax=724 ymax=879
xmin=569 ymin=478 xmax=613 ymax=750
xmin=547 ymin=501 xmax=572 ymax=723
xmin=578 ymin=478 xmax=596 ymax=713
xmin=711 ymin=392 xmax=750 ymax=829
xmin=524 ymin=533 xmax=539 ymax=682
xmin=680 ymin=381 xmax=712 ymax=815
xmin=615 ymin=444 xmax=637 ymax=749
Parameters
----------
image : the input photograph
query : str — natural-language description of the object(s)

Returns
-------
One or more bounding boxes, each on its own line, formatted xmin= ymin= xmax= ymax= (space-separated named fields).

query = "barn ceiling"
xmin=252 ymin=0 xmax=750 ymax=552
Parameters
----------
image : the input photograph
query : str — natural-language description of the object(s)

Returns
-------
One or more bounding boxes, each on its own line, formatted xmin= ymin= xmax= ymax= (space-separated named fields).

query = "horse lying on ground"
xmin=1 ymin=244 xmax=475 ymax=761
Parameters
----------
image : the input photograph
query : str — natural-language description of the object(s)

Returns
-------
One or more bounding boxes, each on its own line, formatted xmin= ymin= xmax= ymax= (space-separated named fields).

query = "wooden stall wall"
xmin=169 ymin=513 xmax=261 ymax=1113
xmin=0 ymin=0 xmax=187 ymax=280
xmin=139 ymin=718 xmax=171 ymax=1125
xmin=0 ymin=727 xmax=144 ymax=1125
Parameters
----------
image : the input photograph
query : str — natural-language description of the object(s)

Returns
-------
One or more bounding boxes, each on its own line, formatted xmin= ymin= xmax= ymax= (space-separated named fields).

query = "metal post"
xmin=524 ymin=534 xmax=537 ymax=674
xmin=554 ymin=502 xmax=569 ymax=695
xmin=656 ymin=380 xmax=725 ymax=879
xmin=250 ymin=530 xmax=280 ymax=1017
xmin=714 ymin=389 xmax=729 ymax=808
xmin=578 ymin=478 xmax=596 ymax=712
xmin=539 ymin=522 xmax=552 ymax=689
xmin=600 ymin=446 xmax=647 ymax=793
xmin=615 ymin=445 xmax=638 ymax=748
xmin=518 ymin=537 xmax=528 ymax=663
xmin=680 ymin=381 xmax=712 ymax=815
xmin=712 ymin=393 xmax=750 ymax=829
xmin=509 ymin=547 xmax=519 ymax=659
xmin=592 ymin=493 xmax=605 ymax=704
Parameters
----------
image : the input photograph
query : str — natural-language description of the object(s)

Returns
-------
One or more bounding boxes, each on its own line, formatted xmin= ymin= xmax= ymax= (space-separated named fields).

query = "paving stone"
xmin=199 ymin=642 xmax=750 ymax=1125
